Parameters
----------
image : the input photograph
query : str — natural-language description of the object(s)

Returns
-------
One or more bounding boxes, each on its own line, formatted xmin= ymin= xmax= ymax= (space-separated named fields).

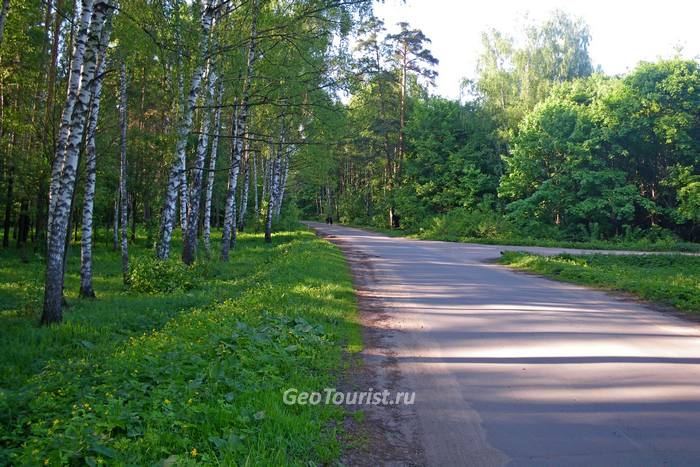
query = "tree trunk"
xmin=42 ymin=0 xmax=111 ymax=325
xmin=252 ymin=147 xmax=258 ymax=221
xmin=112 ymin=192 xmax=118 ymax=250
xmin=178 ymin=154 xmax=187 ymax=231
xmin=2 ymin=162 xmax=13 ymax=248
xmin=238 ymin=138 xmax=250 ymax=231
xmin=274 ymin=150 xmax=290 ymax=218
xmin=47 ymin=0 xmax=95 ymax=249
xmin=183 ymin=61 xmax=217 ymax=265
xmin=261 ymin=155 xmax=269 ymax=216
xmin=219 ymin=108 xmax=241 ymax=261
xmin=202 ymin=79 xmax=223 ymax=254
xmin=79 ymin=52 xmax=105 ymax=298
xmin=265 ymin=145 xmax=281 ymax=244
xmin=157 ymin=0 xmax=215 ymax=260
xmin=174 ymin=0 xmax=186 ymax=233
xmin=16 ymin=199 xmax=29 ymax=251
xmin=220 ymin=0 xmax=258 ymax=259
xmin=119 ymin=61 xmax=129 ymax=284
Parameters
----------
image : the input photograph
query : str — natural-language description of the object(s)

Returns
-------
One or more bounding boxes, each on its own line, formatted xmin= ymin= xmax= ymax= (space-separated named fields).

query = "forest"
xmin=1 ymin=0 xmax=699 ymax=463
xmin=295 ymin=12 xmax=700 ymax=250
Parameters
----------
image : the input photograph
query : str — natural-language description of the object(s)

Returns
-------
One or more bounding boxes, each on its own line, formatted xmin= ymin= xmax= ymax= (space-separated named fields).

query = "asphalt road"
xmin=305 ymin=222 xmax=700 ymax=467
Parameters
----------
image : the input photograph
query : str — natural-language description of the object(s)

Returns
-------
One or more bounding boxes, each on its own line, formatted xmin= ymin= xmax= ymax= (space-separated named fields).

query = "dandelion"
xmin=164 ymin=399 xmax=171 ymax=405
xmin=191 ymin=448 xmax=198 ymax=457
xmin=44 ymin=459 xmax=49 ymax=465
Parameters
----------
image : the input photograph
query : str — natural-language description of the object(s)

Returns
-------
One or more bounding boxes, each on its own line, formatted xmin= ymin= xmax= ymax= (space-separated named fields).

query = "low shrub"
xmin=422 ymin=208 xmax=513 ymax=241
xmin=128 ymin=256 xmax=198 ymax=294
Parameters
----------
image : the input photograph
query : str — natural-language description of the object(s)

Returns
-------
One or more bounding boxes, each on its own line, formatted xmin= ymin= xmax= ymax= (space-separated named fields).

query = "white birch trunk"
xmin=274 ymin=149 xmax=290 ymax=218
xmin=182 ymin=61 xmax=217 ymax=265
xmin=175 ymin=2 xmax=187 ymax=233
xmin=47 ymin=0 xmax=94 ymax=249
xmin=219 ymin=105 xmax=240 ymax=261
xmin=156 ymin=0 xmax=215 ymax=260
xmin=265 ymin=146 xmax=281 ymax=243
xmin=42 ymin=0 xmax=112 ymax=324
xmin=113 ymin=192 xmax=118 ymax=250
xmin=252 ymin=148 xmax=258 ymax=219
xmin=203 ymin=79 xmax=223 ymax=254
xmin=79 ymin=43 xmax=107 ymax=298
xmin=119 ymin=61 xmax=129 ymax=283
xmin=220 ymin=0 xmax=258 ymax=260
xmin=261 ymin=154 xmax=269 ymax=216
xmin=237 ymin=138 xmax=250 ymax=230
xmin=178 ymin=155 xmax=188 ymax=231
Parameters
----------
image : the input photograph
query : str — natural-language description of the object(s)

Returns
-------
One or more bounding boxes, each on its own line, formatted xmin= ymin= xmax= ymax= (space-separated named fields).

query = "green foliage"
xmin=420 ymin=207 xmax=513 ymax=242
xmin=500 ymin=252 xmax=700 ymax=312
xmin=128 ymin=256 xmax=198 ymax=294
xmin=0 ymin=230 xmax=360 ymax=465
xmin=403 ymin=98 xmax=502 ymax=213
xmin=473 ymin=10 xmax=593 ymax=126
xmin=501 ymin=62 xmax=700 ymax=241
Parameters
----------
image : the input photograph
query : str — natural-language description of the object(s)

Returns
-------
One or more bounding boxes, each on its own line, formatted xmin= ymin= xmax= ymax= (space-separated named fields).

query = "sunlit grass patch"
xmin=0 ymin=228 xmax=359 ymax=465
xmin=499 ymin=251 xmax=700 ymax=312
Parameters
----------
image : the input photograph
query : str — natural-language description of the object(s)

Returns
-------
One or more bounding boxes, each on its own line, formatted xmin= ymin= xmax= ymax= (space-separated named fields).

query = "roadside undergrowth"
xmin=499 ymin=252 xmax=700 ymax=313
xmin=0 ymin=229 xmax=360 ymax=465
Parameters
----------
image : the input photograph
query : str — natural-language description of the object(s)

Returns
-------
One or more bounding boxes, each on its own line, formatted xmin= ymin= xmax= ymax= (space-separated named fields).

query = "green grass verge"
xmin=499 ymin=252 xmax=700 ymax=313
xmin=417 ymin=233 xmax=700 ymax=253
xmin=338 ymin=222 xmax=700 ymax=252
xmin=0 ymin=228 xmax=360 ymax=465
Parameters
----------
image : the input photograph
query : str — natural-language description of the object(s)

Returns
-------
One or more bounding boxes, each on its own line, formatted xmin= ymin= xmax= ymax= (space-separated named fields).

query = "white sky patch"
xmin=373 ymin=0 xmax=700 ymax=99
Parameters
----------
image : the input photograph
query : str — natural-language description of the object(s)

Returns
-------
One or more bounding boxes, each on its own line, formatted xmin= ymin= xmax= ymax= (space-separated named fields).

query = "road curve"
xmin=305 ymin=222 xmax=700 ymax=467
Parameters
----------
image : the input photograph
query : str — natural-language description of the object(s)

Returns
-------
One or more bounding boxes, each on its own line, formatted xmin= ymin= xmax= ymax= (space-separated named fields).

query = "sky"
xmin=373 ymin=0 xmax=700 ymax=99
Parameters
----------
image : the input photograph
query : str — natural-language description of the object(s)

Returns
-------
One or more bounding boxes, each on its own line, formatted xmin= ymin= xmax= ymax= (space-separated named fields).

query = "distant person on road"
xmin=325 ymin=215 xmax=333 ymax=225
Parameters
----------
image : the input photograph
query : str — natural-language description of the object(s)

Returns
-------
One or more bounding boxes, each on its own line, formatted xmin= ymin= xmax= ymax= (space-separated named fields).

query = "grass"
xmin=417 ymin=233 xmax=700 ymax=253
xmin=499 ymin=252 xmax=700 ymax=313
xmin=0 ymin=228 xmax=360 ymax=465
xmin=337 ymin=219 xmax=700 ymax=253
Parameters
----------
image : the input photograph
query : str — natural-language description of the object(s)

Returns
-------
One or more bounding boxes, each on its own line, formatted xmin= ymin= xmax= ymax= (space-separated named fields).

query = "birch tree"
xmin=237 ymin=138 xmax=250 ymax=230
xmin=264 ymin=138 xmax=282 ymax=243
xmin=274 ymin=149 xmax=290 ymax=218
xmin=42 ymin=0 xmax=113 ymax=324
xmin=113 ymin=195 xmax=118 ymax=250
xmin=119 ymin=61 xmax=129 ymax=283
xmin=182 ymin=61 xmax=217 ymax=265
xmin=220 ymin=106 xmax=240 ymax=261
xmin=220 ymin=0 xmax=259 ymax=260
xmin=79 ymin=31 xmax=109 ymax=298
xmin=47 ymin=0 xmax=95 ymax=248
xmin=156 ymin=0 xmax=216 ymax=260
xmin=203 ymin=79 xmax=223 ymax=254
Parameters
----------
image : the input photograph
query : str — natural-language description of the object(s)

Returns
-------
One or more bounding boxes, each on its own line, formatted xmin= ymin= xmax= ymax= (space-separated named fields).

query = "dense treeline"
xmin=294 ymin=11 xmax=700 ymax=246
xmin=0 ymin=0 xmax=371 ymax=323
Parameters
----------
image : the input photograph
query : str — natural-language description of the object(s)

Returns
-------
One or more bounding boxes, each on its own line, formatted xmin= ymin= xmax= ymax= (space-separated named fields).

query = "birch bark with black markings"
xmin=42 ymin=0 xmax=112 ymax=324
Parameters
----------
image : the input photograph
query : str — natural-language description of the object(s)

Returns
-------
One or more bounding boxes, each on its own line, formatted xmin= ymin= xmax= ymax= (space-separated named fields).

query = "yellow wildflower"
xmin=191 ymin=448 xmax=198 ymax=457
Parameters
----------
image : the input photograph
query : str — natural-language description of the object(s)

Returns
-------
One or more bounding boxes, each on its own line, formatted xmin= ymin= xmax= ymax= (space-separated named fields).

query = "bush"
xmin=423 ymin=208 xmax=513 ymax=241
xmin=128 ymin=256 xmax=198 ymax=294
